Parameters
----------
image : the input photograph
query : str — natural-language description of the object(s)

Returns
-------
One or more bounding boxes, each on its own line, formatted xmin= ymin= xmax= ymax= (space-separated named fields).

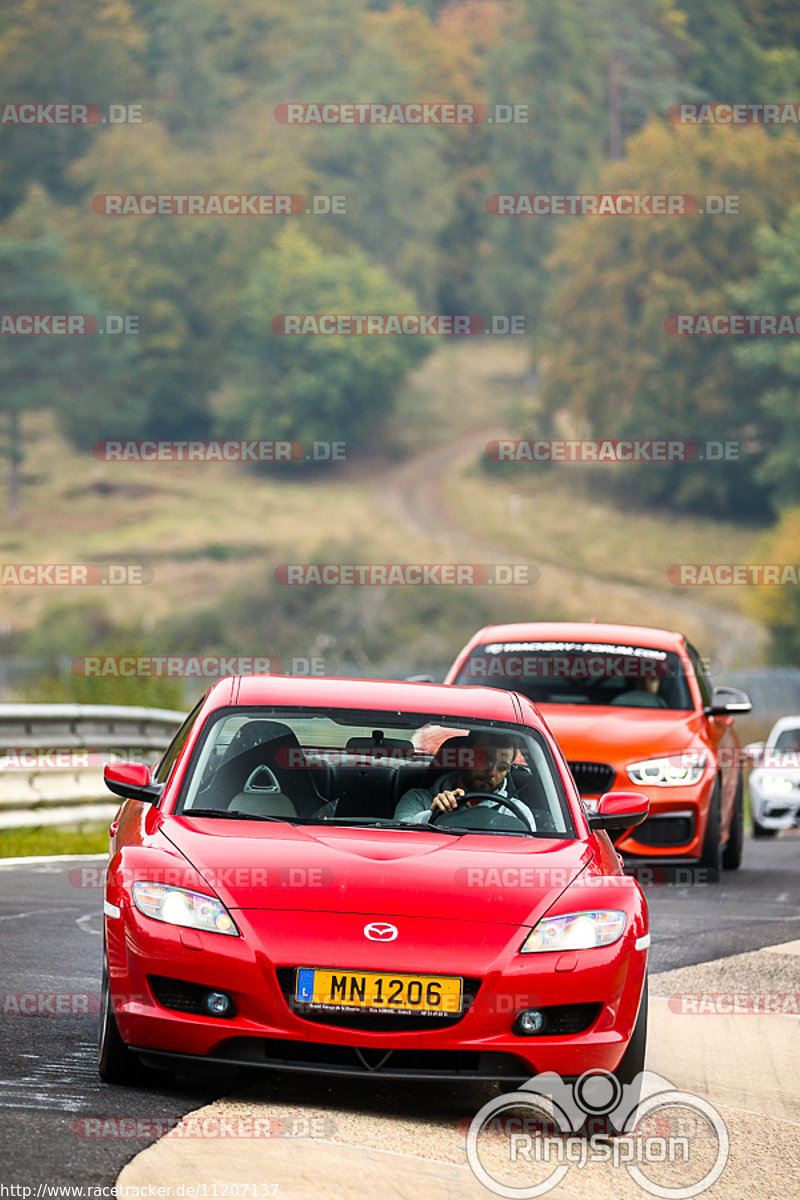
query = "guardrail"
xmin=0 ymin=704 xmax=187 ymax=829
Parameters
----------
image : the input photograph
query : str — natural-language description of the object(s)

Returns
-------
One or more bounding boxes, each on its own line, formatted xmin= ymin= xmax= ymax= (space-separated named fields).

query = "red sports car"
xmin=444 ymin=622 xmax=752 ymax=882
xmin=99 ymin=676 xmax=649 ymax=1087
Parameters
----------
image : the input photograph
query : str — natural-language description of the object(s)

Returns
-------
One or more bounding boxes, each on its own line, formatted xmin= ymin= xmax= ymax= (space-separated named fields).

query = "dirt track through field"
xmin=373 ymin=427 xmax=765 ymax=668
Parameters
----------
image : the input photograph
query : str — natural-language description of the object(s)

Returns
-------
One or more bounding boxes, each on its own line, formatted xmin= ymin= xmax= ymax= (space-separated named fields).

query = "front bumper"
xmin=608 ymin=778 xmax=715 ymax=860
xmin=105 ymin=904 xmax=647 ymax=1081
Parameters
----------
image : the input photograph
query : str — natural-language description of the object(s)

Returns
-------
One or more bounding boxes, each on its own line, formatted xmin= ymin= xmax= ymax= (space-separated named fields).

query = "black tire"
xmin=577 ymin=980 xmax=648 ymax=1139
xmin=698 ymin=780 xmax=722 ymax=883
xmin=615 ymin=979 xmax=648 ymax=1090
xmin=98 ymin=953 xmax=141 ymax=1085
xmin=752 ymin=815 xmax=778 ymax=839
xmin=722 ymin=772 xmax=744 ymax=870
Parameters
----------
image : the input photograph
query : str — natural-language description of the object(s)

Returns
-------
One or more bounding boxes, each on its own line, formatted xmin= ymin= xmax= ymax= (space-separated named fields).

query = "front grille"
xmin=275 ymin=967 xmax=481 ymax=1031
xmin=149 ymin=976 xmax=209 ymax=1015
xmin=568 ymin=761 xmax=615 ymax=796
xmin=634 ymin=815 xmax=694 ymax=847
xmin=210 ymin=1037 xmax=530 ymax=1079
xmin=536 ymin=1003 xmax=601 ymax=1035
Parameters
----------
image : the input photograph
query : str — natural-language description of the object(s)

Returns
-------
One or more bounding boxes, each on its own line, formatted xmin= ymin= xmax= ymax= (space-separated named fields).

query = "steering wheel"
xmin=429 ymin=791 xmax=536 ymax=833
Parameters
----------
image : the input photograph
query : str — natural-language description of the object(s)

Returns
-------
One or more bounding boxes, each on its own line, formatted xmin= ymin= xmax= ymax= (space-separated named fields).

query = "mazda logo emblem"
xmin=364 ymin=922 xmax=398 ymax=941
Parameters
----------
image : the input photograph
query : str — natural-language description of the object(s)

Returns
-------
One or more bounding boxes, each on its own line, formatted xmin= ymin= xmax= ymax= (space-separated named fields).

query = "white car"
xmin=748 ymin=715 xmax=800 ymax=837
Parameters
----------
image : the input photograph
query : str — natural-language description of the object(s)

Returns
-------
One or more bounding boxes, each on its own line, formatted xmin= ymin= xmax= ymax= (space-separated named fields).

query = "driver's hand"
xmin=430 ymin=788 xmax=464 ymax=817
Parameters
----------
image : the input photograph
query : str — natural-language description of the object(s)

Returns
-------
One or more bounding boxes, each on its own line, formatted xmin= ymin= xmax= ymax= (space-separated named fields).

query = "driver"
xmin=394 ymin=730 xmax=522 ymax=824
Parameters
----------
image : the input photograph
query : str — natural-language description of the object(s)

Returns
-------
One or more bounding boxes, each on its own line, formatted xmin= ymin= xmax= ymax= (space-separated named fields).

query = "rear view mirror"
xmin=704 ymin=686 xmax=752 ymax=716
xmin=587 ymin=791 xmax=649 ymax=831
xmin=104 ymin=761 xmax=164 ymax=805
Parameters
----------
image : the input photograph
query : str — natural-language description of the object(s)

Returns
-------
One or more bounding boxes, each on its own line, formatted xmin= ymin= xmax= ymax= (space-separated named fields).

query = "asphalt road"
xmin=1 ymin=836 xmax=799 ymax=1189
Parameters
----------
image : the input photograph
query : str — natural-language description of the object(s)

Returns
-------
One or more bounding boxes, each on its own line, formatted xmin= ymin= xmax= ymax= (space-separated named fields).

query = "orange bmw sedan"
xmin=444 ymin=623 xmax=751 ymax=882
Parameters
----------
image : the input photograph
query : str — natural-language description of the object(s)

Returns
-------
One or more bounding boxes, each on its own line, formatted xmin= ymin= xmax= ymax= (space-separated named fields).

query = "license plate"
xmin=294 ymin=968 xmax=463 ymax=1015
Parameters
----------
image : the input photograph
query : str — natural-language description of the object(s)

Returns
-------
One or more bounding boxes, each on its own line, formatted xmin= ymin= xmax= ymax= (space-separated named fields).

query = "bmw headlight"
xmin=626 ymin=755 xmax=706 ymax=787
xmin=759 ymin=775 xmax=795 ymax=795
xmin=520 ymin=910 xmax=626 ymax=953
xmin=132 ymin=882 xmax=239 ymax=936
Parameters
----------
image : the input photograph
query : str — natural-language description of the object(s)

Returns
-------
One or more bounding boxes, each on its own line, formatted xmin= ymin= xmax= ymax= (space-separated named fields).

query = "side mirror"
xmin=704 ymin=686 xmax=752 ymax=717
xmin=587 ymin=791 xmax=649 ymax=831
xmin=104 ymin=761 xmax=164 ymax=805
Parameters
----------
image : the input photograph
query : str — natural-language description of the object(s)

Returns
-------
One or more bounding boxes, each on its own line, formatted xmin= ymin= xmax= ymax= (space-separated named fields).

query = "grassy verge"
xmin=0 ymin=823 xmax=109 ymax=859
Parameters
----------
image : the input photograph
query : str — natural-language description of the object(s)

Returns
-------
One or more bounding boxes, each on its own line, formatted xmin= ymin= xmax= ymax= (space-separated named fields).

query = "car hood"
xmin=160 ymin=816 xmax=594 ymax=926
xmin=537 ymin=705 xmax=705 ymax=763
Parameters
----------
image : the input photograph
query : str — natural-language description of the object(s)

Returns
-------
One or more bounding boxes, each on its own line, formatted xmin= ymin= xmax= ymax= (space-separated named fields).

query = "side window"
xmin=685 ymin=643 xmax=712 ymax=707
xmin=154 ymin=697 xmax=205 ymax=784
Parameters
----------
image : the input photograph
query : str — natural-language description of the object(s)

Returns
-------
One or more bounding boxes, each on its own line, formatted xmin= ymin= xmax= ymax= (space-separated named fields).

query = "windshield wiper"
xmin=310 ymin=816 xmax=465 ymax=835
xmin=180 ymin=808 xmax=293 ymax=822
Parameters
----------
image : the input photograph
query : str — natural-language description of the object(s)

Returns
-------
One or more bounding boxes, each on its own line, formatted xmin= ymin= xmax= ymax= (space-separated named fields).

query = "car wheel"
xmin=751 ymin=814 xmax=778 ymax=839
xmin=577 ymin=980 xmax=648 ymax=1139
xmin=98 ymin=951 xmax=140 ymax=1085
xmin=722 ymin=771 xmax=744 ymax=870
xmin=615 ymin=979 xmax=648 ymax=1091
xmin=698 ymin=779 xmax=722 ymax=883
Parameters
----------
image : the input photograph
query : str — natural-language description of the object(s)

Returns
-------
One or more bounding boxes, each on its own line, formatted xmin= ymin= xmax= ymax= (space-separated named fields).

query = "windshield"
xmin=774 ymin=728 xmax=800 ymax=752
xmin=453 ymin=641 xmax=693 ymax=710
xmin=176 ymin=706 xmax=574 ymax=838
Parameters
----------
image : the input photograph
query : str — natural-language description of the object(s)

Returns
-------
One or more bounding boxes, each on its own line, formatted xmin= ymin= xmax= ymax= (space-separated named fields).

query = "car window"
xmin=153 ymin=696 xmax=204 ymax=784
xmin=452 ymin=641 xmax=693 ymax=710
xmin=774 ymin=728 xmax=800 ymax=752
xmin=685 ymin=642 xmax=712 ymax=708
xmin=175 ymin=706 xmax=575 ymax=838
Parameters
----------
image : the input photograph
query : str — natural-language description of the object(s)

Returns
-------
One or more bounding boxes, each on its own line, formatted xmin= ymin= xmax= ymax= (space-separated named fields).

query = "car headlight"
xmin=520 ymin=910 xmax=626 ymax=953
xmin=132 ymin=882 xmax=239 ymax=936
xmin=626 ymin=755 xmax=706 ymax=787
xmin=759 ymin=775 xmax=795 ymax=795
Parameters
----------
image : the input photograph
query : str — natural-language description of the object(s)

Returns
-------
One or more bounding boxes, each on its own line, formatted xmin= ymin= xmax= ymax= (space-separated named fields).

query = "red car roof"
xmin=457 ymin=621 xmax=687 ymax=655
xmin=209 ymin=674 xmax=529 ymax=723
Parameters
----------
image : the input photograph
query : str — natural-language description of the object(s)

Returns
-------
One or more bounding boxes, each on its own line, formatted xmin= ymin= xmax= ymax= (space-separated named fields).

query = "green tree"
xmin=480 ymin=0 xmax=691 ymax=318
xmin=731 ymin=206 xmax=800 ymax=508
xmin=221 ymin=225 xmax=432 ymax=449
xmin=538 ymin=122 xmax=800 ymax=516
xmin=0 ymin=0 xmax=146 ymax=216
xmin=745 ymin=508 xmax=800 ymax=663
xmin=0 ymin=215 xmax=129 ymax=510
